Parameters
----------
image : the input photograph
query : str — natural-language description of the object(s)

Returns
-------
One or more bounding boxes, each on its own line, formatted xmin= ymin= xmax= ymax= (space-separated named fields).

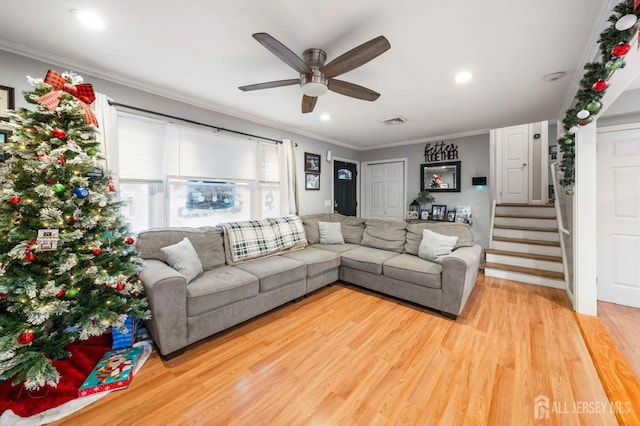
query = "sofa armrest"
xmin=139 ymin=259 xmax=188 ymax=356
xmin=440 ymin=244 xmax=482 ymax=317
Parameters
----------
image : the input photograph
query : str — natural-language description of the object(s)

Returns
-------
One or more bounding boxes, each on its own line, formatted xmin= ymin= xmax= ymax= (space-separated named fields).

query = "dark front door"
xmin=334 ymin=160 xmax=357 ymax=216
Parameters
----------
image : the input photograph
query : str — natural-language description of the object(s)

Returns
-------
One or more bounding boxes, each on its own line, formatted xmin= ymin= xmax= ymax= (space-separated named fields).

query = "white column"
xmin=573 ymin=125 xmax=598 ymax=315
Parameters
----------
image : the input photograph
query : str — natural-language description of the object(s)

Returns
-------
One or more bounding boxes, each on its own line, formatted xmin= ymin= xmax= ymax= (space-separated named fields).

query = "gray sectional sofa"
xmin=136 ymin=214 xmax=482 ymax=358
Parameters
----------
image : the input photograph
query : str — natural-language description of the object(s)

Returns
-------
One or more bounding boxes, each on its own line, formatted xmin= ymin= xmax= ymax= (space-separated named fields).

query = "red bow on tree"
xmin=37 ymin=69 xmax=99 ymax=127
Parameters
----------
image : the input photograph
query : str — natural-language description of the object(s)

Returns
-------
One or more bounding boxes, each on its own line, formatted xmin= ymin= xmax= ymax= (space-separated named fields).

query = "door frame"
xmin=360 ymin=158 xmax=408 ymax=219
xmin=331 ymin=156 xmax=360 ymax=216
xmin=490 ymin=121 xmax=549 ymax=205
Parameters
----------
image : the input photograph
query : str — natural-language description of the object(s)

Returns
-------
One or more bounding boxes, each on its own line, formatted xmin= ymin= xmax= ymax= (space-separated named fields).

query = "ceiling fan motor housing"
xmin=301 ymin=48 xmax=328 ymax=96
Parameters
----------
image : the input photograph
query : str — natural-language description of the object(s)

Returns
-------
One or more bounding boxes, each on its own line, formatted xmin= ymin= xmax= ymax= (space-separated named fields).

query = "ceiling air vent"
xmin=381 ymin=116 xmax=407 ymax=126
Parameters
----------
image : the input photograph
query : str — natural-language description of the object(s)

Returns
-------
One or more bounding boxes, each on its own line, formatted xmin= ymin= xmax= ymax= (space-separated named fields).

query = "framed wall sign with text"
xmin=0 ymin=86 xmax=15 ymax=121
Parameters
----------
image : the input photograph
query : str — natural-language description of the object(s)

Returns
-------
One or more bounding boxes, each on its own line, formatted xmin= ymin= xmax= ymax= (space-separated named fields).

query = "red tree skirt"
xmin=0 ymin=334 xmax=111 ymax=418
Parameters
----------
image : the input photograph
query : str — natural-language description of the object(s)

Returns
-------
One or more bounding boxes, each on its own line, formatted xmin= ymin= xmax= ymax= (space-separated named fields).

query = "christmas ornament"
xmin=107 ymin=182 xmax=116 ymax=192
xmin=568 ymin=126 xmax=579 ymax=135
xmin=74 ymin=187 xmax=89 ymax=199
xmin=56 ymin=157 xmax=65 ymax=165
xmin=93 ymin=248 xmax=102 ymax=255
xmin=25 ymin=252 xmax=35 ymax=262
xmin=2 ymin=182 xmax=13 ymax=189
xmin=98 ymin=200 xmax=107 ymax=207
xmin=87 ymin=168 xmax=104 ymax=180
xmin=48 ymin=177 xmax=56 ymax=185
xmin=52 ymin=183 xmax=65 ymax=193
xmin=37 ymin=69 xmax=99 ymax=127
xmin=0 ymin=293 xmax=5 ymax=300
xmin=18 ymin=332 xmax=35 ymax=345
xmin=36 ymin=229 xmax=59 ymax=251
xmin=52 ymin=128 xmax=66 ymax=139
xmin=9 ymin=196 xmax=20 ymax=204
xmin=612 ymin=43 xmax=631 ymax=57
xmin=576 ymin=109 xmax=590 ymax=119
xmin=566 ymin=189 xmax=574 ymax=196
xmin=586 ymin=101 xmax=602 ymax=113
xmin=579 ymin=116 xmax=594 ymax=126
xmin=564 ymin=138 xmax=574 ymax=145
xmin=605 ymin=58 xmax=625 ymax=71
xmin=615 ymin=14 xmax=638 ymax=31
xmin=592 ymin=80 xmax=608 ymax=91
xmin=80 ymin=133 xmax=90 ymax=140
xmin=56 ymin=289 xmax=66 ymax=298
xmin=87 ymin=148 xmax=97 ymax=156
xmin=65 ymin=287 xmax=79 ymax=297
xmin=125 ymin=237 xmax=134 ymax=245
xmin=116 ymin=282 xmax=125 ymax=291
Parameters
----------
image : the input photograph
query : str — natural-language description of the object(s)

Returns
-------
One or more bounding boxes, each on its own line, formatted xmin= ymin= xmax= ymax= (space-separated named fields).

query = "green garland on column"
xmin=558 ymin=0 xmax=639 ymax=193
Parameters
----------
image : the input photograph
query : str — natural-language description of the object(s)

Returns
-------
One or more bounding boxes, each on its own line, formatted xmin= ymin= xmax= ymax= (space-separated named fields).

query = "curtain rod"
xmin=107 ymin=100 xmax=282 ymax=144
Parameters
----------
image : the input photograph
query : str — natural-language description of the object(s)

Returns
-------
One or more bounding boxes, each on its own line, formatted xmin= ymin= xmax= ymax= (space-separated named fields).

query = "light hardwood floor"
xmin=56 ymin=273 xmax=618 ymax=425
xmin=598 ymin=301 xmax=640 ymax=381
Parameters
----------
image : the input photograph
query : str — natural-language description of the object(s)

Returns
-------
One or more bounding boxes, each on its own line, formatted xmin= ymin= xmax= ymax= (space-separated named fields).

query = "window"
xmin=117 ymin=114 xmax=281 ymax=232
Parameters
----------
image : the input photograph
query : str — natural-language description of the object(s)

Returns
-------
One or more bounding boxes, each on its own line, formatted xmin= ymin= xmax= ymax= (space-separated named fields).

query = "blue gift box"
xmin=112 ymin=315 xmax=137 ymax=350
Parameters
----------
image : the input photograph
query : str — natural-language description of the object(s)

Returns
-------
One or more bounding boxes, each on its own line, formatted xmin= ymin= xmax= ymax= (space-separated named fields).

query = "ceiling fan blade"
xmin=253 ymin=33 xmax=312 ymax=74
xmin=320 ymin=36 xmax=390 ymax=78
xmin=328 ymin=79 xmax=380 ymax=101
xmin=239 ymin=79 xmax=299 ymax=91
xmin=302 ymin=95 xmax=317 ymax=113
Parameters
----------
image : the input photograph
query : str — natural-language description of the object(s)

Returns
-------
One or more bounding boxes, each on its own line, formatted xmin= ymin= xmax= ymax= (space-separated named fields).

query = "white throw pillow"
xmin=418 ymin=229 xmax=459 ymax=264
xmin=161 ymin=237 xmax=203 ymax=284
xmin=318 ymin=221 xmax=345 ymax=245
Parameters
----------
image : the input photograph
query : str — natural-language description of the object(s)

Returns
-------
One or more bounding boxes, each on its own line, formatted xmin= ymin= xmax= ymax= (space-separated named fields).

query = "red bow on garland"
xmin=37 ymin=69 xmax=99 ymax=127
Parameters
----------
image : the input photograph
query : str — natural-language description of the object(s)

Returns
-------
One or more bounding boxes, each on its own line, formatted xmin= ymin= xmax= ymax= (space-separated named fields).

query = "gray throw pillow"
xmin=318 ymin=221 xmax=345 ymax=245
xmin=418 ymin=229 xmax=458 ymax=264
xmin=161 ymin=237 xmax=203 ymax=284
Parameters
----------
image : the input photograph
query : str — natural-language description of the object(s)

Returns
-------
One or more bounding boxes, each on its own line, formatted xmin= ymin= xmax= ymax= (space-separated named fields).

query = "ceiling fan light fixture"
xmin=300 ymin=74 xmax=328 ymax=97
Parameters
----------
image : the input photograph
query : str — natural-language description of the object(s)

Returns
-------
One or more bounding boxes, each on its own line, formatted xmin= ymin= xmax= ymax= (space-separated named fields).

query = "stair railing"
xmin=489 ymin=199 xmax=497 ymax=250
xmin=551 ymin=162 xmax=571 ymax=296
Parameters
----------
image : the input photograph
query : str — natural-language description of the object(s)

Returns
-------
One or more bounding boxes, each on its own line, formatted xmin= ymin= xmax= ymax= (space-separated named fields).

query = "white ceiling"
xmin=0 ymin=0 xmax=606 ymax=149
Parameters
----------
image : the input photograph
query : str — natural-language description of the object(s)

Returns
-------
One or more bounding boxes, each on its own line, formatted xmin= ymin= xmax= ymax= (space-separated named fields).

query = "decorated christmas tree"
xmin=0 ymin=70 xmax=149 ymax=390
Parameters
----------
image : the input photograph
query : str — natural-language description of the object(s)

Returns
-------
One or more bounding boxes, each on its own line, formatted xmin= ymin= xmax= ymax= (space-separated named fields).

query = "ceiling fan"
xmin=239 ymin=33 xmax=390 ymax=113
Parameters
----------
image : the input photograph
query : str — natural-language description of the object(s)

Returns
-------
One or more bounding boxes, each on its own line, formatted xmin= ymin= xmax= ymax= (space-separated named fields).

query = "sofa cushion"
xmin=235 ymin=256 xmax=307 ymax=292
xmin=340 ymin=246 xmax=401 ymax=275
xmin=281 ymin=247 xmax=341 ymax=278
xmin=161 ymin=237 xmax=203 ymax=284
xmin=312 ymin=243 xmax=361 ymax=254
xmin=302 ymin=214 xmax=331 ymax=244
xmin=136 ymin=226 xmax=225 ymax=271
xmin=405 ymin=222 xmax=473 ymax=255
xmin=318 ymin=221 xmax=345 ymax=245
xmin=339 ymin=216 xmax=366 ymax=245
xmin=221 ymin=215 xmax=307 ymax=265
xmin=383 ymin=254 xmax=442 ymax=289
xmin=186 ymin=266 xmax=259 ymax=316
xmin=361 ymin=219 xmax=407 ymax=253
xmin=418 ymin=229 xmax=458 ymax=264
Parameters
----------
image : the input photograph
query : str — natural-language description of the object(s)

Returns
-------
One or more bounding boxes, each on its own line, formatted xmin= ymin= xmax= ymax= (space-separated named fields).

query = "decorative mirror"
xmin=420 ymin=161 xmax=461 ymax=193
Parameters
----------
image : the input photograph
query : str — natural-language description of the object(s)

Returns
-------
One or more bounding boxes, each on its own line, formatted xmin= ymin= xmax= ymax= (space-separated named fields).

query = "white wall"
xmin=360 ymin=133 xmax=492 ymax=250
xmin=0 ymin=49 xmax=360 ymax=216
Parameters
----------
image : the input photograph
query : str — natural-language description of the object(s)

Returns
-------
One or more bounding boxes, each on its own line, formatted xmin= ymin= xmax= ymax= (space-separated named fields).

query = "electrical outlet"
xmin=324 ymin=200 xmax=331 ymax=207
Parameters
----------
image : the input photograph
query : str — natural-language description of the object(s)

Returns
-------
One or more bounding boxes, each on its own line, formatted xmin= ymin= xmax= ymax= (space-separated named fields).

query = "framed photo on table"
xmin=431 ymin=204 xmax=447 ymax=221
xmin=305 ymin=173 xmax=320 ymax=190
xmin=304 ymin=152 xmax=321 ymax=173
xmin=0 ymin=129 xmax=10 ymax=162
xmin=447 ymin=211 xmax=456 ymax=222
xmin=0 ymin=86 xmax=15 ymax=122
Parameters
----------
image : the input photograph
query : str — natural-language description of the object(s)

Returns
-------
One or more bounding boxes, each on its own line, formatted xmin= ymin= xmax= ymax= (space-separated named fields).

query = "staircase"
xmin=483 ymin=204 xmax=565 ymax=288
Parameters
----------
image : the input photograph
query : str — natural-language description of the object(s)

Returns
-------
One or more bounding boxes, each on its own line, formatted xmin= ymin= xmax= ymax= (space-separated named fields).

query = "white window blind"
xmin=118 ymin=113 xmax=165 ymax=180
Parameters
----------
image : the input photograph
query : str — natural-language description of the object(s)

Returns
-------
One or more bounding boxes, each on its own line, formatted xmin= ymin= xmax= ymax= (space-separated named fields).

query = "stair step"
xmin=494 ymin=217 xmax=558 ymax=229
xmin=493 ymin=225 xmax=558 ymax=233
xmin=495 ymin=214 xmax=557 ymax=220
xmin=484 ymin=249 xmax=562 ymax=262
xmin=496 ymin=204 xmax=555 ymax=208
xmin=492 ymin=237 xmax=560 ymax=247
xmin=482 ymin=262 xmax=564 ymax=280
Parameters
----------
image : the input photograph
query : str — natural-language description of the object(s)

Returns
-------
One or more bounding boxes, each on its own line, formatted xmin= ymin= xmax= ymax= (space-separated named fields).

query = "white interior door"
xmin=501 ymin=125 xmax=529 ymax=204
xmin=597 ymin=127 xmax=640 ymax=308
xmin=364 ymin=161 xmax=405 ymax=220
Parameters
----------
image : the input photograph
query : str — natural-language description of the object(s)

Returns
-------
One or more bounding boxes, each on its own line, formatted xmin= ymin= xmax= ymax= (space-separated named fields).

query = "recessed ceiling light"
xmin=70 ymin=9 xmax=106 ymax=30
xmin=543 ymin=71 xmax=566 ymax=83
xmin=320 ymin=113 xmax=331 ymax=121
xmin=454 ymin=71 xmax=473 ymax=84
